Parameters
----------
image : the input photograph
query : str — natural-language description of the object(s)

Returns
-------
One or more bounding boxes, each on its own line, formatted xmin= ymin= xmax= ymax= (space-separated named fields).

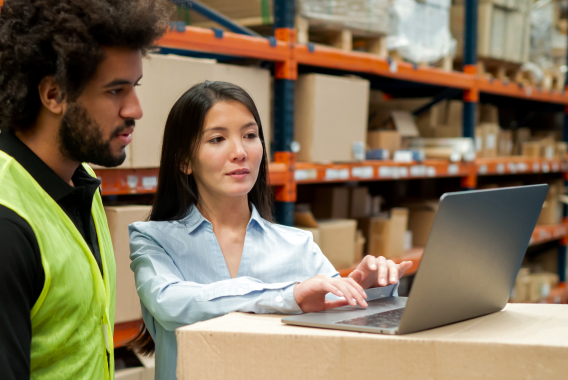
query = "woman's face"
xmin=190 ymin=100 xmax=264 ymax=200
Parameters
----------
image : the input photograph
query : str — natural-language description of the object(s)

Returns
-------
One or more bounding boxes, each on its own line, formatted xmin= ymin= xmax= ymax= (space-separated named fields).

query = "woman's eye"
xmin=245 ymin=133 xmax=258 ymax=139
xmin=209 ymin=137 xmax=224 ymax=143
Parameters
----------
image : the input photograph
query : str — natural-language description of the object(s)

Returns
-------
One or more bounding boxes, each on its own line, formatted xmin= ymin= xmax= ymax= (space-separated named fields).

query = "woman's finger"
xmin=386 ymin=260 xmax=399 ymax=284
xmin=341 ymin=280 xmax=368 ymax=307
xmin=343 ymin=277 xmax=367 ymax=299
xmin=377 ymin=256 xmax=388 ymax=286
xmin=333 ymin=281 xmax=357 ymax=307
xmin=320 ymin=281 xmax=344 ymax=298
xmin=361 ymin=255 xmax=377 ymax=271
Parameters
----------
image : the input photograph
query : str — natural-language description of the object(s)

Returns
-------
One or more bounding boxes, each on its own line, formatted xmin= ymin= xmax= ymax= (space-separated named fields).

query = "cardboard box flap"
xmin=387 ymin=111 xmax=420 ymax=137
xmin=294 ymin=211 xmax=319 ymax=228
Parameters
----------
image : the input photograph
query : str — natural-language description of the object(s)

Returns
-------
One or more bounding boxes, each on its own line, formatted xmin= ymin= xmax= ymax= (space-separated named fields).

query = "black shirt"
xmin=0 ymin=130 xmax=103 ymax=380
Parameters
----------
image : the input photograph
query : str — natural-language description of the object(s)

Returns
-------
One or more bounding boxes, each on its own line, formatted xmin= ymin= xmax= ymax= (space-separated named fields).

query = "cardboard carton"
xmin=367 ymin=130 xmax=401 ymax=153
xmin=312 ymin=186 xmax=350 ymax=219
xmin=295 ymin=74 xmax=369 ymax=162
xmin=316 ymin=219 xmax=358 ymax=269
xmin=540 ymin=138 xmax=556 ymax=159
xmin=498 ymin=129 xmax=513 ymax=156
xmin=513 ymin=127 xmax=531 ymax=155
xmin=131 ymin=54 xmax=272 ymax=168
xmin=294 ymin=210 xmax=358 ymax=269
xmin=475 ymin=123 xmax=499 ymax=157
xmin=366 ymin=208 xmax=409 ymax=259
xmin=479 ymin=104 xmax=499 ymax=124
xmin=176 ymin=306 xmax=568 ymax=380
xmin=348 ymin=187 xmax=370 ymax=219
xmin=537 ymin=181 xmax=563 ymax=225
xmin=105 ymin=205 xmax=151 ymax=323
xmin=406 ymin=201 xmax=439 ymax=247
xmin=556 ymin=141 xmax=568 ymax=158
xmin=522 ymin=141 xmax=541 ymax=158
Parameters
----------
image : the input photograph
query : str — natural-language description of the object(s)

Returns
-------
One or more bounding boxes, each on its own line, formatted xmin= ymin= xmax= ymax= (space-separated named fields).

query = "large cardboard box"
xmin=176 ymin=306 xmax=568 ymax=380
xmin=105 ymin=205 xmax=151 ymax=323
xmin=406 ymin=201 xmax=439 ymax=247
xmin=366 ymin=208 xmax=409 ymax=259
xmin=348 ymin=187 xmax=370 ymax=219
xmin=367 ymin=130 xmax=401 ymax=152
xmin=312 ymin=186 xmax=349 ymax=219
xmin=295 ymin=74 xmax=369 ymax=163
xmin=317 ymin=219 xmax=358 ymax=269
xmin=475 ymin=123 xmax=499 ymax=157
xmin=130 ymin=54 xmax=272 ymax=168
xmin=537 ymin=181 xmax=563 ymax=225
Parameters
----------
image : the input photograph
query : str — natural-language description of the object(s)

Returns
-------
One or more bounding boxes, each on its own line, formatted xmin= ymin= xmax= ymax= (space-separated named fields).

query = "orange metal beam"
xmin=295 ymin=44 xmax=473 ymax=89
xmin=475 ymin=78 xmax=568 ymax=105
xmin=157 ymin=26 xmax=289 ymax=62
xmin=273 ymin=152 xmax=297 ymax=202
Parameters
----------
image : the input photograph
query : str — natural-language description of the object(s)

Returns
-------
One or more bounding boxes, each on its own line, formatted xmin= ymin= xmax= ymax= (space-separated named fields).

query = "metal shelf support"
xmin=462 ymin=0 xmax=478 ymax=139
xmin=273 ymin=0 xmax=297 ymax=226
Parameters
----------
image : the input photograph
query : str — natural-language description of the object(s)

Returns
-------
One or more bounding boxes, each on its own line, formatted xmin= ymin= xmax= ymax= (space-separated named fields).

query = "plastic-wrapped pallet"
xmin=387 ymin=0 xmax=455 ymax=64
xmin=297 ymin=0 xmax=390 ymax=35
xmin=183 ymin=0 xmax=389 ymax=36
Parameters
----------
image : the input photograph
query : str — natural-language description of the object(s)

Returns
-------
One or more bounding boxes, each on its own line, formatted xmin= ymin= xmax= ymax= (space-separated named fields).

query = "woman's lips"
xmin=227 ymin=169 xmax=250 ymax=179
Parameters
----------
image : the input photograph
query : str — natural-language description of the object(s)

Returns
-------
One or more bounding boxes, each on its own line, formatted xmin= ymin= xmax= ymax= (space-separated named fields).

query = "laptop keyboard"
xmin=335 ymin=308 xmax=405 ymax=329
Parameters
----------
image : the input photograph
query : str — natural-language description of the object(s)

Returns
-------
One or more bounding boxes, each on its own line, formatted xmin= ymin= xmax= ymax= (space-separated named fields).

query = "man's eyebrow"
xmin=103 ymin=75 xmax=143 ymax=88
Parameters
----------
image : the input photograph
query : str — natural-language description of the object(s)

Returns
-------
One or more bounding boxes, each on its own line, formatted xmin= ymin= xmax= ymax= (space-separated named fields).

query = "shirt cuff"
xmin=265 ymin=282 xmax=302 ymax=314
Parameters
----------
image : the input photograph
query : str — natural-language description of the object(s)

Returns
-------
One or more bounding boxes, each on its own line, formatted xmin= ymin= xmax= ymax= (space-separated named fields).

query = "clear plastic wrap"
xmin=297 ymin=0 xmax=390 ymax=35
xmin=529 ymin=0 xmax=554 ymax=70
xmin=386 ymin=0 xmax=455 ymax=64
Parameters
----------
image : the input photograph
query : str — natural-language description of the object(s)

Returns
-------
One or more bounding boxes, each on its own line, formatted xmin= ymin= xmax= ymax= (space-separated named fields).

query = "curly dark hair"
xmin=0 ymin=0 xmax=170 ymax=131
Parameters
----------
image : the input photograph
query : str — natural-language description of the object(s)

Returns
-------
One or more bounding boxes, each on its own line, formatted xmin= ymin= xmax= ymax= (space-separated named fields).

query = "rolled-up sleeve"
xmin=130 ymin=227 xmax=302 ymax=331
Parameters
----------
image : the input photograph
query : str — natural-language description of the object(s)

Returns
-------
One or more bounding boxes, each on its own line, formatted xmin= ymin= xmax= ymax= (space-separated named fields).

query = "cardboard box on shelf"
xmin=354 ymin=230 xmax=366 ymax=263
xmin=537 ymin=181 xmax=563 ymax=225
xmin=131 ymin=54 xmax=272 ymax=168
xmin=366 ymin=208 xmax=409 ymax=259
xmin=406 ymin=201 xmax=439 ymax=247
xmin=294 ymin=210 xmax=358 ymax=269
xmin=510 ymin=268 xmax=530 ymax=303
xmin=476 ymin=123 xmax=499 ymax=157
xmin=556 ymin=142 xmax=568 ymax=158
xmin=540 ymin=139 xmax=556 ymax=159
xmin=311 ymin=186 xmax=349 ymax=219
xmin=498 ymin=129 xmax=513 ymax=156
xmin=514 ymin=127 xmax=531 ymax=156
xmin=522 ymin=141 xmax=541 ymax=158
xmin=348 ymin=187 xmax=370 ymax=219
xmin=176 ymin=306 xmax=568 ymax=380
xmin=295 ymin=73 xmax=369 ymax=163
xmin=367 ymin=130 xmax=401 ymax=153
xmin=528 ymin=273 xmax=559 ymax=303
xmin=384 ymin=111 xmax=420 ymax=138
xmin=479 ymin=104 xmax=499 ymax=124
xmin=368 ymin=93 xmax=432 ymax=131
xmin=105 ymin=205 xmax=151 ymax=323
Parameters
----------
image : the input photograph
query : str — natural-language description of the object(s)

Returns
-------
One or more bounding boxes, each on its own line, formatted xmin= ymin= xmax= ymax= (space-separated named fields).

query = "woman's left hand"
xmin=348 ymin=255 xmax=413 ymax=290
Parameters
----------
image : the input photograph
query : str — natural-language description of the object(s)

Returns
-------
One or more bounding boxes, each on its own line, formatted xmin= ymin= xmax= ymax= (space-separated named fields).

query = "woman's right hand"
xmin=293 ymin=274 xmax=368 ymax=313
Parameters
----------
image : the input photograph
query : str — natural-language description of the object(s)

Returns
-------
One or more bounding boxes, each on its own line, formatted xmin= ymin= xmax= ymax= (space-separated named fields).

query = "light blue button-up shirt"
xmin=129 ymin=204 xmax=341 ymax=380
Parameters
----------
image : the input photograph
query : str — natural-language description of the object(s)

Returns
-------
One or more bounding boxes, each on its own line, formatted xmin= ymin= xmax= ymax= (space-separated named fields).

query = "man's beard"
xmin=58 ymin=103 xmax=134 ymax=167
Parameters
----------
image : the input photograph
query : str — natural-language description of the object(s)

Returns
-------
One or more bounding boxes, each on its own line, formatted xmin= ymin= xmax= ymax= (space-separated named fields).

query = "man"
xmin=0 ymin=1 xmax=168 ymax=378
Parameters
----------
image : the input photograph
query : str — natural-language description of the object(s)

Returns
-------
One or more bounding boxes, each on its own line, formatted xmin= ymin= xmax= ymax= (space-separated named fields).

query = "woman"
xmin=129 ymin=81 xmax=412 ymax=379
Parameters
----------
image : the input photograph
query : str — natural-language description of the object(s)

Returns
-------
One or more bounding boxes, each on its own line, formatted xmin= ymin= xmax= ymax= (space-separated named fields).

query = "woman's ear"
xmin=181 ymin=161 xmax=192 ymax=175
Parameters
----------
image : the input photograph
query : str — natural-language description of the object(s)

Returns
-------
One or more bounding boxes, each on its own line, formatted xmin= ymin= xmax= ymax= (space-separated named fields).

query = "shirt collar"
xmin=181 ymin=203 xmax=269 ymax=234
xmin=0 ymin=129 xmax=101 ymax=202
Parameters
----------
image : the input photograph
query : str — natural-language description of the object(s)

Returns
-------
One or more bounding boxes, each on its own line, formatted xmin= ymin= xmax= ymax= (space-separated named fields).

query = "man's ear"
xmin=38 ymin=76 xmax=66 ymax=115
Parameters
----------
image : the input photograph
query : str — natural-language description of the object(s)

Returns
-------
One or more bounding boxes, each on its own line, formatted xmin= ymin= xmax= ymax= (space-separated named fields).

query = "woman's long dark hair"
xmin=128 ymin=81 xmax=274 ymax=355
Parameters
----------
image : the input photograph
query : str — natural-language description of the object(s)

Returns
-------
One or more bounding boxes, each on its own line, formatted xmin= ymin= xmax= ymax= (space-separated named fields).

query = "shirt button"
xmin=275 ymin=296 xmax=283 ymax=303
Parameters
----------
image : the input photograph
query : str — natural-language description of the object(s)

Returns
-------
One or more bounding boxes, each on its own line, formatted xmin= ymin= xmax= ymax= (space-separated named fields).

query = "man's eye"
xmin=109 ymin=89 xmax=122 ymax=95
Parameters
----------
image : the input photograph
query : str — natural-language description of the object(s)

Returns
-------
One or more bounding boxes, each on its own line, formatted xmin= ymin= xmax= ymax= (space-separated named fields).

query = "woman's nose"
xmin=230 ymin=140 xmax=247 ymax=162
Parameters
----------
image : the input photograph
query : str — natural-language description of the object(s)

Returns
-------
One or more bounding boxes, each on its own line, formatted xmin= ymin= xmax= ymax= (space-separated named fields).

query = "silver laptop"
xmin=283 ymin=185 xmax=549 ymax=334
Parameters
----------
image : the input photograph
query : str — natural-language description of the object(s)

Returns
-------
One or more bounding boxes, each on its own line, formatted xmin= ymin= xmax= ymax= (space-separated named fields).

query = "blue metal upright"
xmin=273 ymin=0 xmax=296 ymax=226
xmin=462 ymin=0 xmax=478 ymax=139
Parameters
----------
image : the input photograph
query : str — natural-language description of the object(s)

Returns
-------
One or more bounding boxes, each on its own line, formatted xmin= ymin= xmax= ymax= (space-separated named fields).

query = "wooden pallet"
xmin=295 ymin=16 xmax=388 ymax=58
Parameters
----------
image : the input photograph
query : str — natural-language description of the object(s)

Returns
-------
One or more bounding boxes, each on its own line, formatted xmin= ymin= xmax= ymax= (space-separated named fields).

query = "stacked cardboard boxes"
xmin=451 ymin=0 xmax=531 ymax=64
xmin=91 ymin=54 xmax=272 ymax=169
